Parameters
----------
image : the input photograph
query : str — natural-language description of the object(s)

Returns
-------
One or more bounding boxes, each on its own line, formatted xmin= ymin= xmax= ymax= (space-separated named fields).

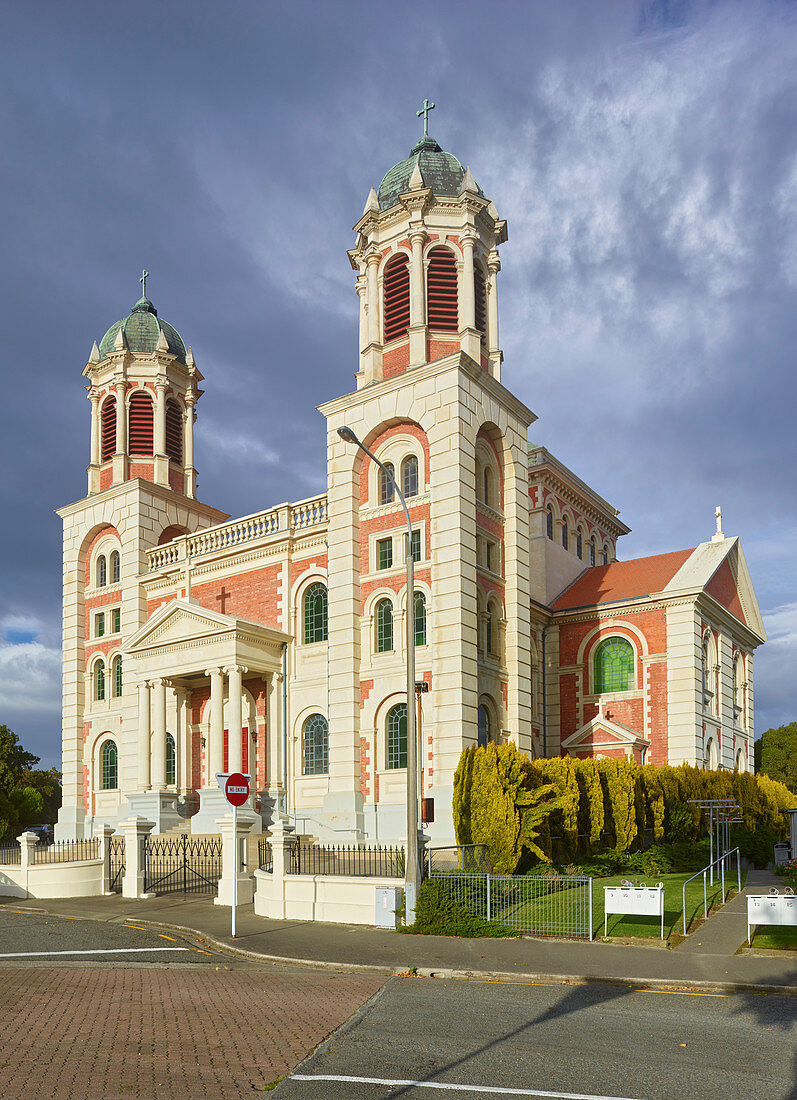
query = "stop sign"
xmin=224 ymin=772 xmax=249 ymax=807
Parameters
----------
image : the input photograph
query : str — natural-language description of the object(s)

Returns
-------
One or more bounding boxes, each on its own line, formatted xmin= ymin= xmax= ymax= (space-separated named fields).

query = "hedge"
xmin=453 ymin=745 xmax=795 ymax=871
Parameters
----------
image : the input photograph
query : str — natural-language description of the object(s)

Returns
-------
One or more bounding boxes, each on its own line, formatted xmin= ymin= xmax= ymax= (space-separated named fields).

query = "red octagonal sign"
xmin=224 ymin=772 xmax=249 ymax=807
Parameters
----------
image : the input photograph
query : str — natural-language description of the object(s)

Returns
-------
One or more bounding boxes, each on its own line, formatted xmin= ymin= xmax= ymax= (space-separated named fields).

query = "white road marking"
xmin=0 ymin=947 xmax=190 ymax=957
xmin=290 ymin=1075 xmax=646 ymax=1099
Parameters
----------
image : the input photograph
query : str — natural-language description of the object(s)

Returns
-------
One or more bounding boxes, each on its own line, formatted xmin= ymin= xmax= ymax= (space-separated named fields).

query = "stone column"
xmin=225 ymin=665 xmax=247 ymax=774
xmin=153 ymin=379 xmax=169 ymax=485
xmin=205 ymin=668 xmax=225 ymax=784
xmin=89 ymin=391 xmax=101 ymax=462
xmin=184 ymin=391 xmax=196 ymax=498
xmin=137 ymin=680 xmax=152 ymax=790
xmin=254 ymin=816 xmax=297 ymax=920
xmin=119 ymin=816 xmax=155 ymax=899
xmin=487 ymin=251 xmax=501 ymax=380
xmin=98 ymin=823 xmax=115 ymax=894
xmin=112 ymin=376 xmax=127 ymax=484
xmin=151 ymin=678 xmax=168 ymax=789
xmin=408 ymin=226 xmax=427 ymax=367
xmin=362 ymin=247 xmax=382 ymax=383
xmin=260 ymin=672 xmax=283 ymax=824
xmin=459 ymin=233 xmax=481 ymax=361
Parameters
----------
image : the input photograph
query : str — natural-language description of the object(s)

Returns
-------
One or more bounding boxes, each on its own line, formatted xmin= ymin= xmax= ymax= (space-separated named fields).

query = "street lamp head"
xmin=337 ymin=425 xmax=359 ymax=446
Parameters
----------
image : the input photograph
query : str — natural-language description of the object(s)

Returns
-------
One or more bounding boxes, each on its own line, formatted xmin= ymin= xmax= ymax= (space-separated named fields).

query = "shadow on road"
xmin=730 ymin=966 xmax=797 ymax=1100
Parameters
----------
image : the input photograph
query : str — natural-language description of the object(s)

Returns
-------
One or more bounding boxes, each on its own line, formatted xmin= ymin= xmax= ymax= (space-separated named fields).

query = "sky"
xmin=1 ymin=0 xmax=796 ymax=769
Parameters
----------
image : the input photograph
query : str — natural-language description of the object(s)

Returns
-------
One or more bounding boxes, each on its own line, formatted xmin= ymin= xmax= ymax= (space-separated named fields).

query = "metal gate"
xmin=108 ymin=836 xmax=125 ymax=893
xmin=143 ymin=833 xmax=222 ymax=895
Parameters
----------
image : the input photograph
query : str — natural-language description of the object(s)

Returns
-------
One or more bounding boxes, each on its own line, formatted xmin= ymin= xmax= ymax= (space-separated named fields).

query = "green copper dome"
xmin=376 ymin=135 xmax=483 ymax=212
xmin=98 ymin=296 xmax=186 ymax=361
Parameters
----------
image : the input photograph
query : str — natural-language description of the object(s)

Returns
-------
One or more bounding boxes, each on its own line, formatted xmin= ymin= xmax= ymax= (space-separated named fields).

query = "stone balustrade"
xmin=146 ymin=494 xmax=328 ymax=572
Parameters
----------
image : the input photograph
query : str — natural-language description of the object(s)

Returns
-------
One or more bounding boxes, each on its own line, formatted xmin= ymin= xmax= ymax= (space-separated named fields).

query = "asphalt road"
xmin=0 ymin=906 xmax=256 ymax=967
xmin=274 ymin=975 xmax=797 ymax=1100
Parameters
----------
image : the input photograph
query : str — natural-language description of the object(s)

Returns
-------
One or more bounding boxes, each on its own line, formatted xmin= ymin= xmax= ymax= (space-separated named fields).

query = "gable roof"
xmin=550 ymin=548 xmax=694 ymax=611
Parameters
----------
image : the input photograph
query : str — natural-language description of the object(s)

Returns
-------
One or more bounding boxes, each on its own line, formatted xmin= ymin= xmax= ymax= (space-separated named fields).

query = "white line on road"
xmin=0 ymin=948 xmax=190 ymax=957
xmin=290 ymin=1075 xmax=646 ymax=1099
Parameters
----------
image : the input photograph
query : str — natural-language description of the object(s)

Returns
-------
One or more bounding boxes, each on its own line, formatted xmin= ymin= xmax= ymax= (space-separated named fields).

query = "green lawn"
xmin=747 ymin=926 xmax=797 ymax=950
xmin=594 ymin=872 xmax=741 ymax=941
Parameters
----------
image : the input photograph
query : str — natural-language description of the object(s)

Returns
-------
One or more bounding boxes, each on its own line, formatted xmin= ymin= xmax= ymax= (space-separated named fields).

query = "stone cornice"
xmin=57 ymin=478 xmax=229 ymax=522
xmin=529 ymin=446 xmax=628 ymax=535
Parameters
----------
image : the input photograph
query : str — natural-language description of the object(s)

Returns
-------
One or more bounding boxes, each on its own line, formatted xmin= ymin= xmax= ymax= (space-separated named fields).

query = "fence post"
xmin=486 ymin=874 xmax=491 ymax=922
xmin=269 ymin=816 xmax=297 ymax=919
xmin=589 ymin=878 xmax=594 ymax=941
xmin=119 ymin=816 xmax=155 ymax=900
xmin=737 ymin=849 xmax=741 ymax=894
xmin=703 ymin=869 xmax=707 ymax=920
xmin=215 ymin=808 xmax=257 ymax=908
xmin=721 ymin=854 xmax=726 ymax=901
xmin=98 ymin=824 xmax=115 ymax=895
xmin=17 ymin=832 xmax=38 ymax=898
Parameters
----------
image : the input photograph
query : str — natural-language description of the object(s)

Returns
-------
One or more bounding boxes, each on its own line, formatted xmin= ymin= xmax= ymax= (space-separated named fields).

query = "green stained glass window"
xmin=96 ymin=660 xmax=105 ymax=701
xmin=114 ymin=656 xmax=122 ymax=697
xmin=303 ymin=582 xmax=328 ymax=644
xmin=96 ymin=612 xmax=105 ymax=637
xmin=414 ymin=591 xmax=426 ymax=646
xmin=111 ymin=608 xmax=121 ymax=633
xmin=378 ymin=538 xmax=393 ymax=570
xmin=387 ymin=703 xmax=407 ymax=769
xmin=101 ymin=740 xmax=117 ymax=789
xmin=411 ymin=530 xmax=421 ymax=563
xmin=303 ymin=714 xmax=329 ymax=775
xmin=166 ymin=733 xmax=176 ymax=785
xmin=379 ymin=463 xmax=395 ymax=505
xmin=594 ymin=638 xmax=635 ymax=693
xmin=376 ymin=599 xmax=393 ymax=652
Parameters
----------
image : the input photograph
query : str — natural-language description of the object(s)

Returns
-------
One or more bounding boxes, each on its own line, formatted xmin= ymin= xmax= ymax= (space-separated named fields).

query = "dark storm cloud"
xmin=1 ymin=0 xmax=795 ymax=764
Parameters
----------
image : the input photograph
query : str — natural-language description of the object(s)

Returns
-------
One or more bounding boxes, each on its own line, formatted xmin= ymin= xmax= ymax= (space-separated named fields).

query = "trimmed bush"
xmin=400 ymin=878 xmax=519 ymax=938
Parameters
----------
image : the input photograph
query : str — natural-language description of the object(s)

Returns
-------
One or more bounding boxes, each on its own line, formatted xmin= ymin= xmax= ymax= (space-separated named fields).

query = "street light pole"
xmin=337 ymin=425 xmax=420 ymax=924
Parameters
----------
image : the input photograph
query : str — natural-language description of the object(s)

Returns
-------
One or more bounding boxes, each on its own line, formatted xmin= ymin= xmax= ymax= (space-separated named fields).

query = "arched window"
xmin=426 ymin=247 xmax=458 ymax=332
xmin=101 ymin=739 xmax=117 ymax=790
xmin=561 ymin=521 xmax=569 ymax=551
xmin=376 ymin=599 xmax=393 ymax=653
xmin=113 ymin=655 xmax=123 ymax=698
xmin=414 ymin=591 xmax=427 ymax=647
xmin=576 ymin=528 xmax=583 ymax=560
xmin=483 ymin=466 xmax=493 ymax=508
xmin=485 ymin=608 xmax=493 ymax=655
xmin=95 ymin=659 xmax=106 ymax=702
xmin=303 ymin=582 xmax=328 ymax=644
xmin=383 ymin=254 xmax=410 ymax=342
xmin=733 ymin=654 xmax=745 ymax=723
xmin=594 ymin=637 xmax=635 ymax=693
xmin=402 ymin=455 xmax=419 ymax=499
xmin=110 ymin=550 xmax=120 ymax=584
xmin=100 ymin=396 xmax=116 ymax=462
xmin=166 ymin=733 xmax=176 ymax=785
xmin=96 ymin=555 xmax=107 ymax=588
xmin=589 ymin=538 xmax=596 ymax=567
xmin=128 ymin=391 xmax=154 ymax=455
xmin=702 ymin=634 xmax=713 ymax=705
xmin=165 ymin=399 xmax=183 ymax=464
xmin=735 ymin=748 xmax=747 ymax=773
xmin=477 ymin=704 xmax=490 ymax=748
xmin=601 ymin=547 xmax=608 ymax=566
xmin=705 ymin=736 xmax=718 ymax=770
xmin=387 ymin=703 xmax=407 ymax=769
xmin=379 ymin=462 xmax=395 ymax=505
xmin=546 ymin=505 xmax=554 ymax=540
xmin=303 ymin=714 xmax=329 ymax=775
xmin=474 ymin=262 xmax=487 ymax=341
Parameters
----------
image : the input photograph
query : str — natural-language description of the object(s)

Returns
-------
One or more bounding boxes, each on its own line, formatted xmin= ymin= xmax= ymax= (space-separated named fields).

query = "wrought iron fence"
xmin=426 ymin=844 xmax=491 ymax=875
xmin=143 ymin=833 xmax=222 ymax=895
xmin=289 ymin=843 xmax=404 ymax=877
xmin=108 ymin=836 xmax=125 ymax=892
xmin=33 ymin=839 xmax=99 ymax=864
xmin=431 ymin=871 xmax=594 ymax=939
xmin=258 ymin=839 xmax=273 ymax=871
xmin=0 ymin=843 xmax=21 ymax=866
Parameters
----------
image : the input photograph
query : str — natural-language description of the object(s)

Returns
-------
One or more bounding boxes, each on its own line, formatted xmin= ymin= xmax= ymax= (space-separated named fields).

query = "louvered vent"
xmin=128 ymin=391 xmax=154 ymax=455
xmin=383 ymin=254 xmax=410 ymax=342
xmin=474 ymin=263 xmax=487 ymax=342
xmin=165 ymin=399 xmax=183 ymax=464
xmin=426 ymin=247 xmax=458 ymax=332
xmin=100 ymin=396 xmax=116 ymax=462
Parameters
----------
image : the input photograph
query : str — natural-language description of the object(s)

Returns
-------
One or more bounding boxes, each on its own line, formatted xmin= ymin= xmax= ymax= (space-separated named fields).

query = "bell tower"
xmin=348 ymin=100 xmax=507 ymax=388
xmin=83 ymin=271 xmax=202 ymax=499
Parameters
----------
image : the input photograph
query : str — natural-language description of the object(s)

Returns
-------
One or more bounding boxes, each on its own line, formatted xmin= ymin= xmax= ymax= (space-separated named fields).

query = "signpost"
xmin=217 ymin=772 xmax=250 ymax=938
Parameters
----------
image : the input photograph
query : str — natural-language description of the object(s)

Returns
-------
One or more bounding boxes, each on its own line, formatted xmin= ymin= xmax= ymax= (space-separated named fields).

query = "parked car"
xmin=27 ymin=824 xmax=54 ymax=844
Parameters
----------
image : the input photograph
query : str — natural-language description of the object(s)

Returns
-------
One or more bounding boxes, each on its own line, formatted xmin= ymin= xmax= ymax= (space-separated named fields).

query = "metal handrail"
xmin=682 ymin=847 xmax=741 ymax=936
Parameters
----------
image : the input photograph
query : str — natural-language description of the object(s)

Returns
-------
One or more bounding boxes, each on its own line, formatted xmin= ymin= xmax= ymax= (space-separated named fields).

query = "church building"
xmin=55 ymin=111 xmax=766 ymax=843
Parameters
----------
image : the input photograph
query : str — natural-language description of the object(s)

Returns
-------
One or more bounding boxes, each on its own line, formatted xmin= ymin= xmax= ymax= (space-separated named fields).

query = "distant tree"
xmin=0 ymin=725 xmax=62 ymax=841
xmin=757 ymin=723 xmax=797 ymax=794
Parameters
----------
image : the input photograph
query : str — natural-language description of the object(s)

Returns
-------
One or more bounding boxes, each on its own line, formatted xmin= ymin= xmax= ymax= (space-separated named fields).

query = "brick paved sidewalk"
xmin=0 ymin=967 xmax=386 ymax=1099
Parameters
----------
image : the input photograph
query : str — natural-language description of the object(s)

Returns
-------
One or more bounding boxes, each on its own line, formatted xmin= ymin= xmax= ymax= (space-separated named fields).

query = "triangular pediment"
xmin=562 ymin=712 xmax=648 ymax=751
xmin=124 ymin=598 xmax=239 ymax=654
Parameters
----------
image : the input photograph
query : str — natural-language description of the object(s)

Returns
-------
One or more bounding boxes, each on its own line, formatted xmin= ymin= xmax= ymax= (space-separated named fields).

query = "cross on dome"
xmin=417 ymin=98 xmax=435 ymax=136
xmin=140 ymin=268 xmax=150 ymax=297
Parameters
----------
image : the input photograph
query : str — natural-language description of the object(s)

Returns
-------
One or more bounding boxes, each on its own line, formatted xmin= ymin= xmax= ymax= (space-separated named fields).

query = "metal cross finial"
xmin=140 ymin=269 xmax=150 ymax=298
xmin=417 ymin=98 xmax=435 ymax=136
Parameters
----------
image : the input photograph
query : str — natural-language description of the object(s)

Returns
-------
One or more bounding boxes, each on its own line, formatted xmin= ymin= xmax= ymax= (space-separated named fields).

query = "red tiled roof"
xmin=550 ymin=548 xmax=695 ymax=611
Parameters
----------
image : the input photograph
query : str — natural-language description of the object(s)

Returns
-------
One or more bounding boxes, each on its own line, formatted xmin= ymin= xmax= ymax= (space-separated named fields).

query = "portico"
xmin=123 ymin=598 xmax=290 ymax=834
